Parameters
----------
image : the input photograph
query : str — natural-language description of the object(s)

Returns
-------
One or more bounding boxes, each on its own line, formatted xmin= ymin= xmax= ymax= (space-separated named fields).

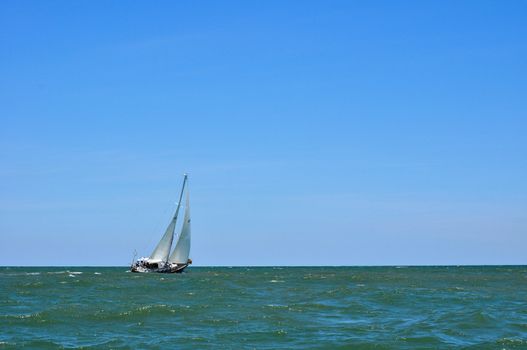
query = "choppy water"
xmin=1 ymin=266 xmax=526 ymax=349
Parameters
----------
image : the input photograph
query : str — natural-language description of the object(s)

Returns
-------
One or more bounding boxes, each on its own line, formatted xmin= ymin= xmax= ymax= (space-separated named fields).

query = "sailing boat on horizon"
xmin=131 ymin=174 xmax=192 ymax=273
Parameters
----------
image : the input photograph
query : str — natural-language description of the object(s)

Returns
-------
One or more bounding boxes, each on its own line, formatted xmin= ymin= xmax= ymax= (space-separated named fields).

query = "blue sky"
xmin=1 ymin=1 xmax=526 ymax=266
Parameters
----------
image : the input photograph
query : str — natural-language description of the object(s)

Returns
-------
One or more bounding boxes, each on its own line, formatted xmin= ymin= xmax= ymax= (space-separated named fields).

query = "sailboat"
xmin=131 ymin=174 xmax=192 ymax=273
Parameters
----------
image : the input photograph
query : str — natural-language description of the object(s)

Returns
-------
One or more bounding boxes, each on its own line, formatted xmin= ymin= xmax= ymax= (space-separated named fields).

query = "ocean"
xmin=1 ymin=266 xmax=526 ymax=349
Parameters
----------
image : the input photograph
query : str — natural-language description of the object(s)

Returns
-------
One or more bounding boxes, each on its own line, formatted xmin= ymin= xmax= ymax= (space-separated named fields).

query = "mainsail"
xmin=149 ymin=216 xmax=176 ymax=262
xmin=169 ymin=189 xmax=191 ymax=264
xmin=149 ymin=175 xmax=188 ymax=262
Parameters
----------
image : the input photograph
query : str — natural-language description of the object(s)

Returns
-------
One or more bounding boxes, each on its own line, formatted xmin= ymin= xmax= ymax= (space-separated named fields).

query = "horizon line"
xmin=1 ymin=264 xmax=525 ymax=268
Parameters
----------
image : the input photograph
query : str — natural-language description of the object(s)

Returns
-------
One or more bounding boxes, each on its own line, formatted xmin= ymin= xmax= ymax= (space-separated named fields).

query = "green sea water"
xmin=1 ymin=266 xmax=526 ymax=349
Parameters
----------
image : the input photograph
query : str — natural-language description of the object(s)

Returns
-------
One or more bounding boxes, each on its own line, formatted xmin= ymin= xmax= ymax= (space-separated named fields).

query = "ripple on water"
xmin=1 ymin=266 xmax=526 ymax=349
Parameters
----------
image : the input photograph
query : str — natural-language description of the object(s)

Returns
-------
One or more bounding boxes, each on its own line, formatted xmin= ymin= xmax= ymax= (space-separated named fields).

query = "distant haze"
xmin=1 ymin=1 xmax=526 ymax=266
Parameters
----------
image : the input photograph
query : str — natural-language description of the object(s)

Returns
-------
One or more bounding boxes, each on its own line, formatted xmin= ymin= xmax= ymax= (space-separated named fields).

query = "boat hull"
xmin=130 ymin=263 xmax=189 ymax=274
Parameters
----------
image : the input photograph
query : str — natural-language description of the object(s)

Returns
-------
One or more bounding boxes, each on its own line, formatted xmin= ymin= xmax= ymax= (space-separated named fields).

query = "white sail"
xmin=149 ymin=217 xmax=176 ymax=262
xmin=149 ymin=175 xmax=188 ymax=262
xmin=169 ymin=190 xmax=191 ymax=264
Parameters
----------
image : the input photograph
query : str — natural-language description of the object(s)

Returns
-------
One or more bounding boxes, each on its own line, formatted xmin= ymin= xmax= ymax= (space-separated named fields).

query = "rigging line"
xmin=166 ymin=174 xmax=188 ymax=263
xmin=149 ymin=177 xmax=186 ymax=252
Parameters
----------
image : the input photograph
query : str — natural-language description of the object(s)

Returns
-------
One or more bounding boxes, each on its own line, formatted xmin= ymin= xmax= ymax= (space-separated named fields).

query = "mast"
xmin=168 ymin=185 xmax=191 ymax=264
xmin=149 ymin=174 xmax=188 ymax=262
xmin=172 ymin=174 xmax=187 ymax=225
xmin=165 ymin=174 xmax=188 ymax=262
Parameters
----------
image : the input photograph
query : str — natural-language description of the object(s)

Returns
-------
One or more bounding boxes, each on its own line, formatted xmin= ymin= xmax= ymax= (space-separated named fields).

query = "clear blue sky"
xmin=1 ymin=1 xmax=526 ymax=266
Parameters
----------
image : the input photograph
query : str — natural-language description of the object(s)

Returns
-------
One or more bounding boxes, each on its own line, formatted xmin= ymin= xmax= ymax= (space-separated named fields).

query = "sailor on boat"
xmin=131 ymin=174 xmax=192 ymax=274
